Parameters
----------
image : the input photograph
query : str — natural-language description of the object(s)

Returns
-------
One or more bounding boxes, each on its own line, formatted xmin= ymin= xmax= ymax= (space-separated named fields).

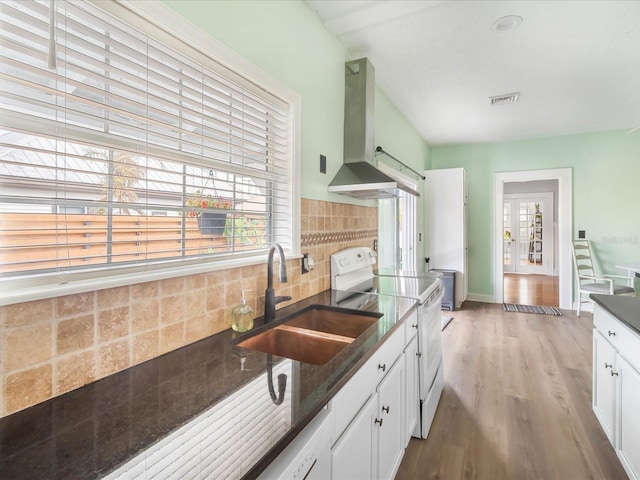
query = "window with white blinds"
xmin=0 ymin=0 xmax=298 ymax=294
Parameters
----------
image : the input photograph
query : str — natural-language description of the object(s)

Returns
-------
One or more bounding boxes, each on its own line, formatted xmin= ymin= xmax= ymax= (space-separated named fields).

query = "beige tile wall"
xmin=0 ymin=199 xmax=376 ymax=417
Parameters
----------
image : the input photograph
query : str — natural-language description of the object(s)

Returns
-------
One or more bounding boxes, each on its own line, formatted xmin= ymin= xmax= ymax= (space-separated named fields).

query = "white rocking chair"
xmin=572 ymin=239 xmax=635 ymax=316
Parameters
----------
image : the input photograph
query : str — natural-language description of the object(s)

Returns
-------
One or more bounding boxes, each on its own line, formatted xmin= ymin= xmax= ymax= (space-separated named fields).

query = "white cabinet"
xmin=330 ymin=325 xmax=404 ymax=445
xmin=332 ymin=357 xmax=405 ymax=480
xmin=618 ymin=355 xmax=640 ymax=479
xmin=593 ymin=329 xmax=617 ymax=443
xmin=332 ymin=394 xmax=377 ymax=479
xmin=331 ymin=316 xmax=419 ymax=480
xmin=424 ymin=167 xmax=467 ymax=308
xmin=593 ymin=304 xmax=640 ymax=480
xmin=330 ymin=326 xmax=405 ymax=480
xmin=375 ymin=357 xmax=405 ymax=480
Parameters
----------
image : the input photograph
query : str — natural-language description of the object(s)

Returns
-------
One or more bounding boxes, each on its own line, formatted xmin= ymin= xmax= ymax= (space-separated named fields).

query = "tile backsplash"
xmin=0 ymin=199 xmax=377 ymax=417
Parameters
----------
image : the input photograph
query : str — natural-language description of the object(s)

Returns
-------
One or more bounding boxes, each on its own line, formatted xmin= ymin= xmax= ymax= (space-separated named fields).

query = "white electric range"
xmin=330 ymin=247 xmax=445 ymax=439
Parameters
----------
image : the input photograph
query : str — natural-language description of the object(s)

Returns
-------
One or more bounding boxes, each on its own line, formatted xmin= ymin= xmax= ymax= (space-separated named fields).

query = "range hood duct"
xmin=328 ymin=58 xmax=419 ymax=199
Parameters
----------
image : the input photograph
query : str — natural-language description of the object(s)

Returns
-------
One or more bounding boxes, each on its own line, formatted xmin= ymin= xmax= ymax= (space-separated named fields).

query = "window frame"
xmin=377 ymin=162 xmax=419 ymax=270
xmin=0 ymin=0 xmax=301 ymax=306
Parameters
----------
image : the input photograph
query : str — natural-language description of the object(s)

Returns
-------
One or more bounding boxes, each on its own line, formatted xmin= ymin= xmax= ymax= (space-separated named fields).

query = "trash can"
xmin=430 ymin=269 xmax=455 ymax=311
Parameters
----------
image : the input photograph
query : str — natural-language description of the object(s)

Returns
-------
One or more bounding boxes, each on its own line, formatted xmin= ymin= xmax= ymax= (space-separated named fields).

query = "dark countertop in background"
xmin=591 ymin=294 xmax=640 ymax=334
xmin=0 ymin=289 xmax=416 ymax=479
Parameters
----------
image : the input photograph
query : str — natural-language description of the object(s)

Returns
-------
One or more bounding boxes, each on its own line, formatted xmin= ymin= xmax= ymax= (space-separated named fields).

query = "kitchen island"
xmin=591 ymin=293 xmax=640 ymax=480
xmin=0 ymin=290 xmax=416 ymax=479
xmin=591 ymin=294 xmax=640 ymax=334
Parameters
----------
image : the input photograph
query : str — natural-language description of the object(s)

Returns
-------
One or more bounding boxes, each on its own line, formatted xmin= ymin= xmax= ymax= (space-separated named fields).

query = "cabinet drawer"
xmin=594 ymin=304 xmax=624 ymax=346
xmin=331 ymin=326 xmax=404 ymax=445
xmin=594 ymin=304 xmax=640 ymax=372
xmin=373 ymin=326 xmax=404 ymax=384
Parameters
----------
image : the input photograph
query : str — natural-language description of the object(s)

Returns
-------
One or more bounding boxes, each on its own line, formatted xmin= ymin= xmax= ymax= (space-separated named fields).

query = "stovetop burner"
xmin=331 ymin=247 xmax=441 ymax=304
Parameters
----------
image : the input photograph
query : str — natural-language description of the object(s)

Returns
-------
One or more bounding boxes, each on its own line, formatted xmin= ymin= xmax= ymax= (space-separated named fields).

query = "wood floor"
xmin=504 ymin=273 xmax=559 ymax=307
xmin=396 ymin=301 xmax=628 ymax=480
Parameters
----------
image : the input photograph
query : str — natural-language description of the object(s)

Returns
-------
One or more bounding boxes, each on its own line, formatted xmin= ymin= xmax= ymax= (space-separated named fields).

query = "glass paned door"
xmin=518 ymin=201 xmax=543 ymax=268
xmin=503 ymin=201 xmax=514 ymax=272
xmin=504 ymin=194 xmax=552 ymax=275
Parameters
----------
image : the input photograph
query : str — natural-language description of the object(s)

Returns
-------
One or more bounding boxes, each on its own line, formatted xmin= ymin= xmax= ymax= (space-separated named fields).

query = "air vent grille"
xmin=490 ymin=92 xmax=520 ymax=105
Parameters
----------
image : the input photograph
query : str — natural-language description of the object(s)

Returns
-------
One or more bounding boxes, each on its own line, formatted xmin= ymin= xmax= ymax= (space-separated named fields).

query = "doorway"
xmin=503 ymin=193 xmax=553 ymax=276
xmin=494 ymin=168 xmax=572 ymax=309
xmin=503 ymin=191 xmax=556 ymax=307
xmin=503 ymin=273 xmax=560 ymax=307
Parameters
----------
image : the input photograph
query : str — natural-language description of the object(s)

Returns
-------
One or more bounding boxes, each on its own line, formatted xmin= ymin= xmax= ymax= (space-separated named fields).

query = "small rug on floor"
xmin=442 ymin=316 xmax=453 ymax=330
xmin=503 ymin=303 xmax=562 ymax=316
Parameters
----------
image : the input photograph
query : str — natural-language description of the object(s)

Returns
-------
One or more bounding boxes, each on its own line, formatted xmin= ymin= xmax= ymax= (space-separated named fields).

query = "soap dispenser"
xmin=232 ymin=289 xmax=254 ymax=332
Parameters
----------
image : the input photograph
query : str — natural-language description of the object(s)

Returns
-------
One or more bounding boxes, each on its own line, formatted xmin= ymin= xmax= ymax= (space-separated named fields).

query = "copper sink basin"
xmin=236 ymin=306 xmax=381 ymax=365
xmin=284 ymin=306 xmax=380 ymax=338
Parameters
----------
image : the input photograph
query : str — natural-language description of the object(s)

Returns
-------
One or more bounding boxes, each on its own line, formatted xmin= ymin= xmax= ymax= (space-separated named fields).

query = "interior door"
xmin=503 ymin=201 xmax=515 ymax=273
xmin=503 ymin=194 xmax=552 ymax=275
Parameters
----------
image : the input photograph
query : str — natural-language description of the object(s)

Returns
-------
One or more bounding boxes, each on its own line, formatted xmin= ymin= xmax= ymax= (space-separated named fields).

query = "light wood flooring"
xmin=504 ymin=273 xmax=559 ymax=307
xmin=396 ymin=301 xmax=627 ymax=480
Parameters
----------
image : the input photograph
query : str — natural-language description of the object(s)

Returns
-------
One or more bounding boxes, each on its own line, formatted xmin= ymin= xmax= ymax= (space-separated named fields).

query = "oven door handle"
xmin=424 ymin=286 xmax=445 ymax=307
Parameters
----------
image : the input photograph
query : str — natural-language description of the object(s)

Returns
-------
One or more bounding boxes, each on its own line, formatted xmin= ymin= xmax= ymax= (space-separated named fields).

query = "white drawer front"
xmin=404 ymin=310 xmax=418 ymax=345
xmin=331 ymin=325 xmax=404 ymax=444
xmin=374 ymin=326 xmax=404 ymax=384
xmin=595 ymin=304 xmax=640 ymax=372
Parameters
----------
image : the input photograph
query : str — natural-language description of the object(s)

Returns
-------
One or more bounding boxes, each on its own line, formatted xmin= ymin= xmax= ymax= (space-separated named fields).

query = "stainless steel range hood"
xmin=328 ymin=58 xmax=419 ymax=199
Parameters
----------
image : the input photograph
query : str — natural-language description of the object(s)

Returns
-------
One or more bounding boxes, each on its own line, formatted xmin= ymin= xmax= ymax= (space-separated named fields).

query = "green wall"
xmin=156 ymin=1 xmax=640 ymax=303
xmin=161 ymin=0 xmax=430 ymax=204
xmin=432 ymin=130 xmax=640 ymax=298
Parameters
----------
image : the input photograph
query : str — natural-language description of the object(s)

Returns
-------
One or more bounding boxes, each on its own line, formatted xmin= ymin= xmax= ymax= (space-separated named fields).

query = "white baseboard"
xmin=464 ymin=294 xmax=583 ymax=314
xmin=465 ymin=293 xmax=495 ymax=304
xmin=572 ymin=301 xmax=593 ymax=314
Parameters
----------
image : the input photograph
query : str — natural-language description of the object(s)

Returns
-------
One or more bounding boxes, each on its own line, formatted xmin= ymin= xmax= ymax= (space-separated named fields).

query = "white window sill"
xmin=0 ymin=251 xmax=302 ymax=306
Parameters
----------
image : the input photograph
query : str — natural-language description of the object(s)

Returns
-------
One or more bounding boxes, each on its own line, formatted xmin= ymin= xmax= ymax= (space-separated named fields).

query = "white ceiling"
xmin=305 ymin=0 xmax=640 ymax=146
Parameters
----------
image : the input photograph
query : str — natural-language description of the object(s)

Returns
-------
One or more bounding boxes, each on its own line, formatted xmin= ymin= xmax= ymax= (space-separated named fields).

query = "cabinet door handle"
xmin=611 ymin=371 xmax=619 ymax=377
xmin=378 ymin=363 xmax=386 ymax=372
xmin=382 ymin=406 xmax=390 ymax=414
xmin=416 ymin=352 xmax=422 ymax=358
xmin=412 ymin=324 xmax=418 ymax=329
xmin=605 ymin=363 xmax=612 ymax=369
xmin=608 ymin=330 xmax=616 ymax=337
xmin=375 ymin=418 xmax=383 ymax=427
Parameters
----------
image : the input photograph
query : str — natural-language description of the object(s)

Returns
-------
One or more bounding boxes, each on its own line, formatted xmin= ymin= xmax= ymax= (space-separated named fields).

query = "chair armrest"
xmin=579 ymin=274 xmax=613 ymax=284
xmin=604 ymin=274 xmax=635 ymax=287
xmin=603 ymin=274 xmax=631 ymax=280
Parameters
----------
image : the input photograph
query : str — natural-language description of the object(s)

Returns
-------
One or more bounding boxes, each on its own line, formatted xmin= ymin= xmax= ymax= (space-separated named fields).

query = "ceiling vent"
xmin=490 ymin=92 xmax=520 ymax=105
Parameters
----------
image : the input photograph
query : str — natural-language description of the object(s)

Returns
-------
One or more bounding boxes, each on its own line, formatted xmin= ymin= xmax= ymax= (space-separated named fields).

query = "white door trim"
xmin=494 ymin=168 xmax=572 ymax=309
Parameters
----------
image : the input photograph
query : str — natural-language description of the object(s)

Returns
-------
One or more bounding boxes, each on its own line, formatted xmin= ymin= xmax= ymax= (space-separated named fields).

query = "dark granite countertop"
xmin=591 ymin=294 xmax=640 ymax=334
xmin=0 ymin=289 xmax=416 ymax=480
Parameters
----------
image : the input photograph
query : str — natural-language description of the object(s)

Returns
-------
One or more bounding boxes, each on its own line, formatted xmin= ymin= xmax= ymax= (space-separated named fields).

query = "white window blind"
xmin=0 ymin=0 xmax=296 ymax=292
